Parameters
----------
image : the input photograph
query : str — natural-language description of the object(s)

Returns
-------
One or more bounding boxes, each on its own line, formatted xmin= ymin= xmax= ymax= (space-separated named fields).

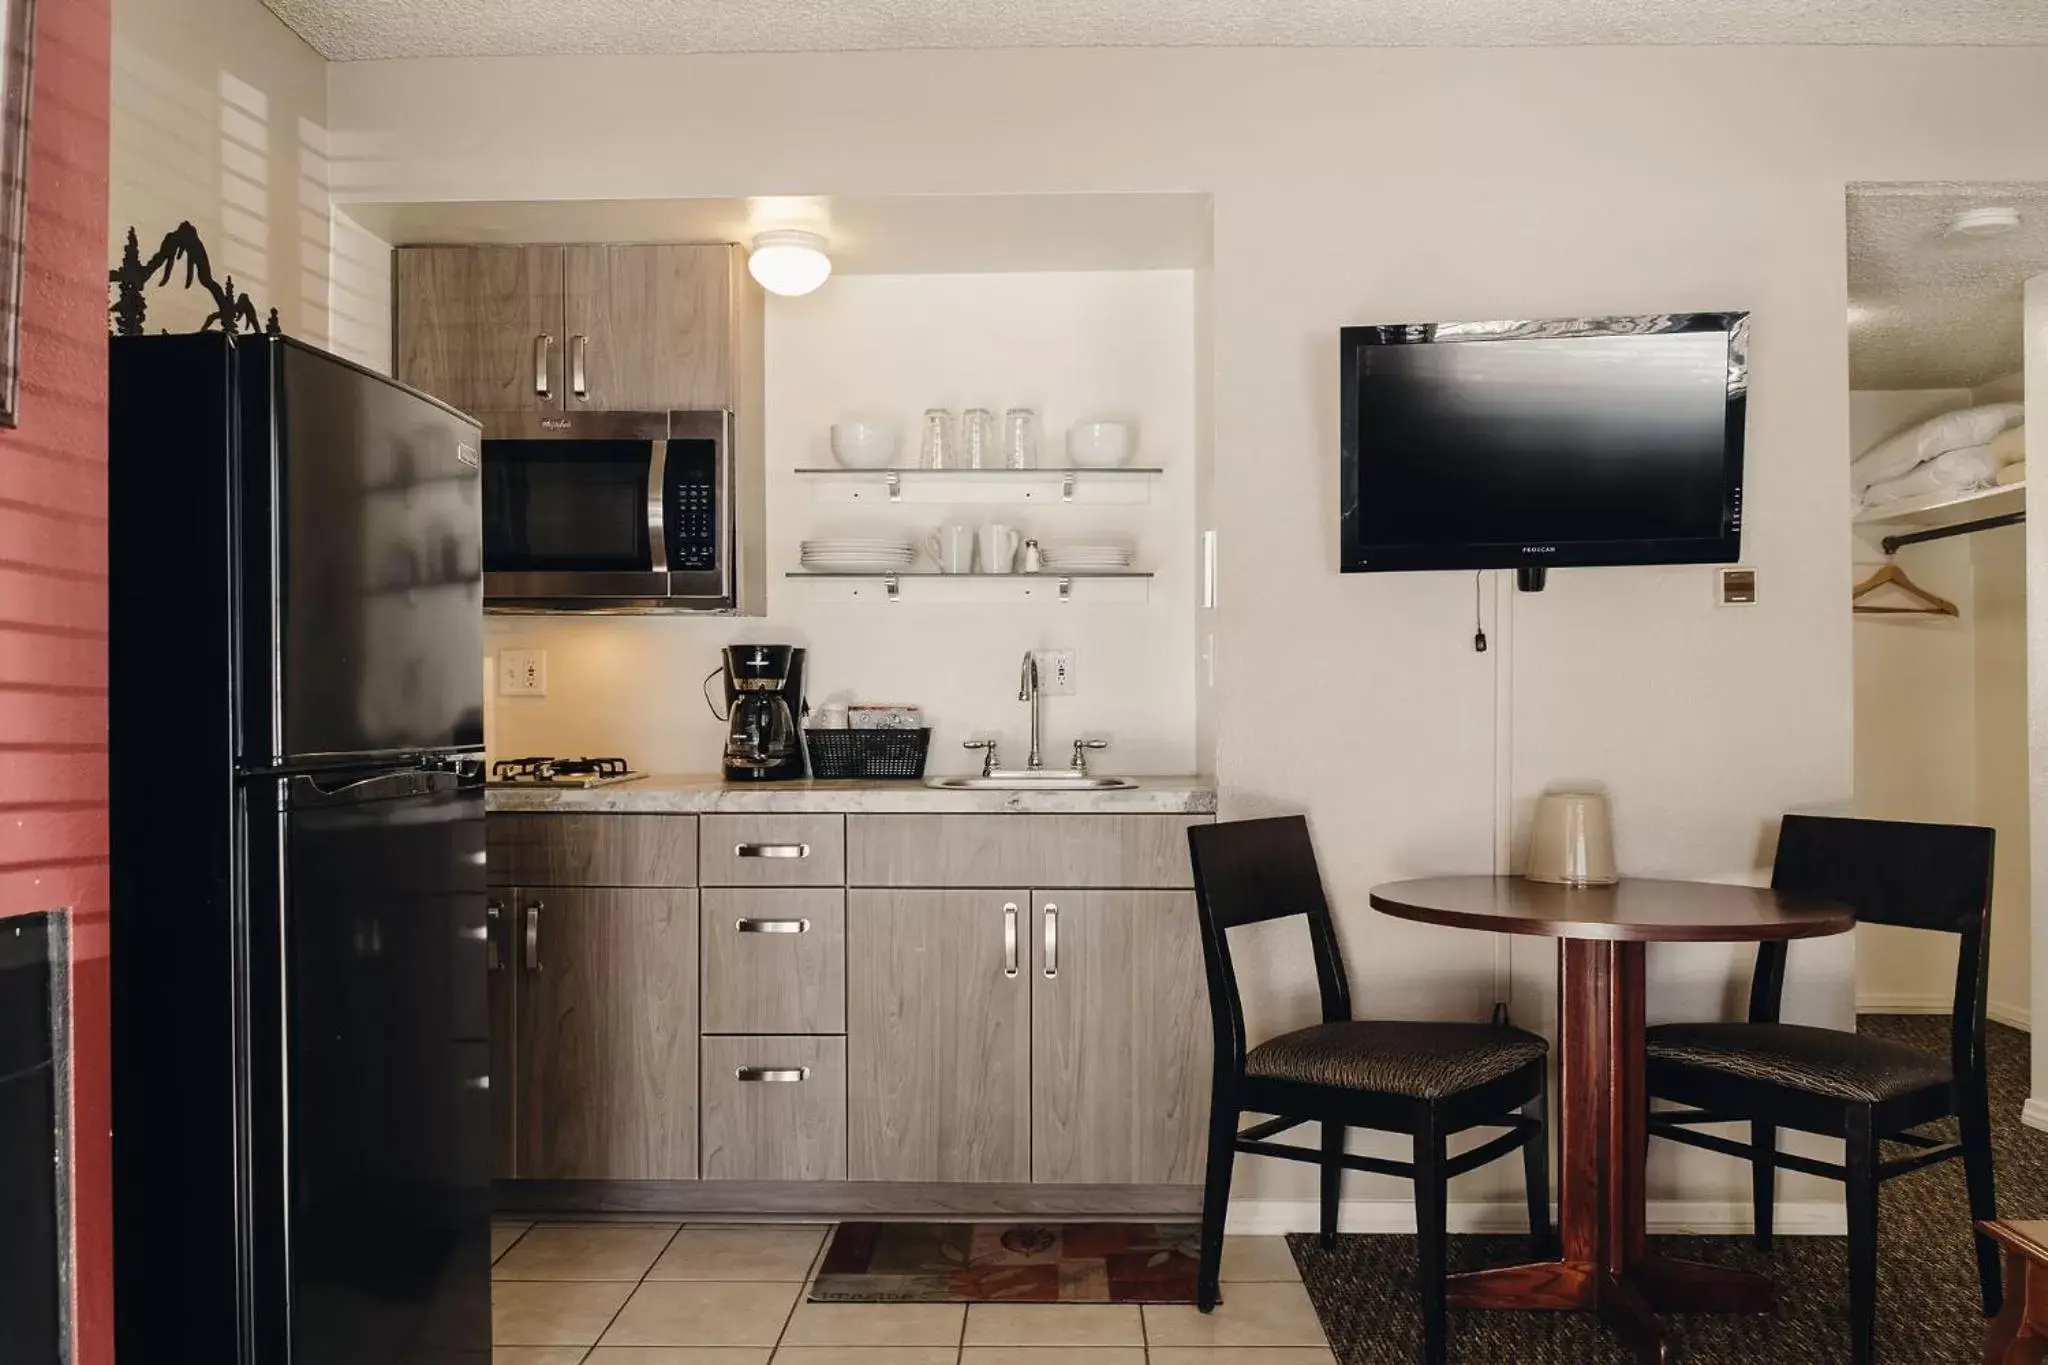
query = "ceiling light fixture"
xmin=1946 ymin=207 xmax=2022 ymax=238
xmin=748 ymin=230 xmax=832 ymax=296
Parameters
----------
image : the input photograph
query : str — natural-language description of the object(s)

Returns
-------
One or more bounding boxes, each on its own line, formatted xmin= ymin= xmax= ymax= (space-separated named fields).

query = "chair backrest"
xmin=1186 ymin=816 xmax=1351 ymax=1074
xmin=1755 ymin=813 xmax=1996 ymax=1081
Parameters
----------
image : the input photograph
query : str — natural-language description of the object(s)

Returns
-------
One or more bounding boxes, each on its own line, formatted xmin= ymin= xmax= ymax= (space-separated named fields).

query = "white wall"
xmin=485 ymin=270 xmax=1199 ymax=775
xmin=110 ymin=0 xmax=329 ymax=340
xmin=328 ymin=45 xmax=2048 ymax=1220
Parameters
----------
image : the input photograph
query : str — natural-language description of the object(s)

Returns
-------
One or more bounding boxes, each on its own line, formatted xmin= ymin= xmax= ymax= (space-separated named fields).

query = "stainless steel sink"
xmin=925 ymin=773 xmax=1138 ymax=791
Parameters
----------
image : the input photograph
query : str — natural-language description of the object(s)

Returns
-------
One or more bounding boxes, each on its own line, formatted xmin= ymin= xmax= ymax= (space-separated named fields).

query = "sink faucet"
xmin=1019 ymin=651 xmax=1044 ymax=769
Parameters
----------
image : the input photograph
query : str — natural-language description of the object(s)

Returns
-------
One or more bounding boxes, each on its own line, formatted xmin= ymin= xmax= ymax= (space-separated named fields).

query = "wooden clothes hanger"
xmin=1852 ymin=563 xmax=1960 ymax=616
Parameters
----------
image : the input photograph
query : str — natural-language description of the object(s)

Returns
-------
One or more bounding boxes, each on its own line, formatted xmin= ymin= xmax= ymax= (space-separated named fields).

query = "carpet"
xmin=810 ymin=1221 xmax=1203 ymax=1304
xmin=1294 ymin=1015 xmax=2037 ymax=1363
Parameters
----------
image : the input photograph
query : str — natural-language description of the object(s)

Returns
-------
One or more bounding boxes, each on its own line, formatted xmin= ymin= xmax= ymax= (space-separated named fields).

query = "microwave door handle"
xmin=646 ymin=438 xmax=669 ymax=573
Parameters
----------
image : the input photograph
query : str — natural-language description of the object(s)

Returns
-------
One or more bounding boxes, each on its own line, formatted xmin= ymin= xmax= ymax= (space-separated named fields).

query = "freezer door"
xmin=282 ymin=767 xmax=489 ymax=1365
xmin=260 ymin=341 xmax=485 ymax=766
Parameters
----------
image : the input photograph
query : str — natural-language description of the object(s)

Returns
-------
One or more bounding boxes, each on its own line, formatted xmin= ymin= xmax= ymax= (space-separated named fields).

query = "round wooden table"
xmin=1368 ymin=876 xmax=1855 ymax=1365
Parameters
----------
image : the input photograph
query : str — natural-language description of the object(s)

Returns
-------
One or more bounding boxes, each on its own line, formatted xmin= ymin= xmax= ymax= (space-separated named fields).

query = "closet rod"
xmin=1880 ymin=510 xmax=2026 ymax=556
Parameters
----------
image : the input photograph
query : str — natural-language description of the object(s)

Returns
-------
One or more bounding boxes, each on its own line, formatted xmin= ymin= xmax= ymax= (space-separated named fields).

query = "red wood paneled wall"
xmin=0 ymin=2 xmax=114 ymax=1362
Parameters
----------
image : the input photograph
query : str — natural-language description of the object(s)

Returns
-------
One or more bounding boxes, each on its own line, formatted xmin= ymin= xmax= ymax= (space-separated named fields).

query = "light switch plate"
xmin=498 ymin=649 xmax=547 ymax=696
xmin=1717 ymin=567 xmax=1758 ymax=606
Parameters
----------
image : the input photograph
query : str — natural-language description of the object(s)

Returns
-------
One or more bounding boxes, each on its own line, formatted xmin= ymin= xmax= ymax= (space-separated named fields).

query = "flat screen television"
xmin=1340 ymin=312 xmax=1748 ymax=584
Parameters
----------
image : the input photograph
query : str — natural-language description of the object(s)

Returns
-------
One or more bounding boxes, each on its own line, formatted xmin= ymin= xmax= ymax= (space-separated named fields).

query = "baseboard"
xmin=2021 ymin=1098 xmax=2048 ymax=1134
xmin=1855 ymin=996 xmax=2030 ymax=1031
xmin=1224 ymin=1199 xmax=1846 ymax=1237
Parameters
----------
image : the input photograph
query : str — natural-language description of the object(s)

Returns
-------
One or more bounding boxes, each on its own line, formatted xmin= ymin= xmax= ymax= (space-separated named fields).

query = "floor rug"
xmin=809 ymin=1221 xmax=1203 ymax=1303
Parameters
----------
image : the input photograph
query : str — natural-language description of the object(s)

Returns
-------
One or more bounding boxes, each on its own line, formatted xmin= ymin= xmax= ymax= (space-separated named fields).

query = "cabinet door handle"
xmin=534 ymin=334 xmax=554 ymax=400
xmin=735 ymin=843 xmax=809 ymax=859
xmin=1002 ymin=901 xmax=1019 ymax=979
xmin=1043 ymin=901 xmax=1058 ymax=980
xmin=463 ymin=1075 xmax=490 ymax=1091
xmin=484 ymin=900 xmax=503 ymax=971
xmin=736 ymin=918 xmax=810 ymax=934
xmin=735 ymin=1066 xmax=810 ymax=1083
xmin=525 ymin=901 xmax=543 ymax=971
xmin=570 ymin=334 xmax=588 ymax=399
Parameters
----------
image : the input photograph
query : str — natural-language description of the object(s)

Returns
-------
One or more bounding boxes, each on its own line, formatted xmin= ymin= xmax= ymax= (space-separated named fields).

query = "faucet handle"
xmin=1071 ymin=738 xmax=1109 ymax=773
xmin=963 ymin=737 xmax=1001 ymax=776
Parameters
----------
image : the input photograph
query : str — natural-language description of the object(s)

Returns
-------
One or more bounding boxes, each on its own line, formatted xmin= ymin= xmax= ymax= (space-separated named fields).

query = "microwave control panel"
xmin=666 ymin=440 xmax=720 ymax=573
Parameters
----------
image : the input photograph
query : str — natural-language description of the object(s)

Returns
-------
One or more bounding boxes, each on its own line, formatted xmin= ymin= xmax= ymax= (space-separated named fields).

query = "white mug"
xmin=977 ymin=524 xmax=1021 ymax=574
xmin=924 ymin=524 xmax=975 ymax=574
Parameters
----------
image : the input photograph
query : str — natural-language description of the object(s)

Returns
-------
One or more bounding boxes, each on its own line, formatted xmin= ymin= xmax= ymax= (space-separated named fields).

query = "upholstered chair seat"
xmin=1248 ymin=1021 xmax=1548 ymax=1100
xmin=1647 ymin=1021 xmax=1952 ymax=1105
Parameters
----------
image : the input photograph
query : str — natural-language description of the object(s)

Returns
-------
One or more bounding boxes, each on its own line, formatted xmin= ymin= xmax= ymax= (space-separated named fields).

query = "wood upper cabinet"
xmin=395 ymin=246 xmax=565 ymax=415
xmin=515 ymin=888 xmax=699 ymax=1180
xmin=396 ymin=243 xmax=746 ymax=417
xmin=1030 ymin=891 xmax=1211 ymax=1185
xmin=564 ymin=245 xmax=737 ymax=412
xmin=846 ymin=890 xmax=1031 ymax=1183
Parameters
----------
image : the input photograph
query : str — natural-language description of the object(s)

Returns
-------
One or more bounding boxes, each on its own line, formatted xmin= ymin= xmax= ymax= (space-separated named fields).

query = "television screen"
xmin=1340 ymin=313 xmax=1747 ymax=575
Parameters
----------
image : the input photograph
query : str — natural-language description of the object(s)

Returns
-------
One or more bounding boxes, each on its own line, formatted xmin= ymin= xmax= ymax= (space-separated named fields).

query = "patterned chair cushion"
xmin=1243 ymin=1021 xmax=1547 ymax=1100
xmin=1646 ymin=1022 xmax=1951 ymax=1103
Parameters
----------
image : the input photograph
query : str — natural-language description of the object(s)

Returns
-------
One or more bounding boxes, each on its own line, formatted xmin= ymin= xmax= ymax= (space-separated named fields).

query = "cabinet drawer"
xmin=701 ymin=890 xmax=846 ymax=1034
xmin=847 ymin=815 xmax=1207 ymax=888
xmin=488 ymin=814 xmax=697 ymax=888
xmin=699 ymin=815 xmax=845 ymax=886
xmin=700 ymin=1035 xmax=846 ymax=1180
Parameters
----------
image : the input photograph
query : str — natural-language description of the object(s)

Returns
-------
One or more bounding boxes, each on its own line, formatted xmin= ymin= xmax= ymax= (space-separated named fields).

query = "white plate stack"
xmin=1042 ymin=542 xmax=1135 ymax=573
xmin=801 ymin=538 xmax=917 ymax=573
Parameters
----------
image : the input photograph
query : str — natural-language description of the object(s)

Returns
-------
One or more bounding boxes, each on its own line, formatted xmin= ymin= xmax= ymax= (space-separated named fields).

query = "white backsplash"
xmin=485 ymin=269 xmax=1200 ymax=776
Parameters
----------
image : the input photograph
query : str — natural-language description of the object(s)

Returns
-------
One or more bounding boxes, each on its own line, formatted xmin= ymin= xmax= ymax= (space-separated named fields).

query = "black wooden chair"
xmin=1645 ymin=812 xmax=2000 ymax=1365
xmin=1187 ymin=816 xmax=1553 ymax=1365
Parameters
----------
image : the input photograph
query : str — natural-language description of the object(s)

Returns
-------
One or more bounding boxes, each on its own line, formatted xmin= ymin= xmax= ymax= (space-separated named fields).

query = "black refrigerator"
xmin=109 ymin=334 xmax=490 ymax=1365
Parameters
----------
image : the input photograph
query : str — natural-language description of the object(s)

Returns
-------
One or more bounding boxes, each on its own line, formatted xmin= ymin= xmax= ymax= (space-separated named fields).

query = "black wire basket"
xmin=805 ymin=727 xmax=931 ymax=780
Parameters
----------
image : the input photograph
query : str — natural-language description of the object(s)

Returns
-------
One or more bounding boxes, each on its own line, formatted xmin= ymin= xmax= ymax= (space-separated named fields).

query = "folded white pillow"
xmin=1990 ymin=424 xmax=2026 ymax=467
xmin=1859 ymin=444 xmax=2002 ymax=508
xmin=1851 ymin=402 xmax=2024 ymax=494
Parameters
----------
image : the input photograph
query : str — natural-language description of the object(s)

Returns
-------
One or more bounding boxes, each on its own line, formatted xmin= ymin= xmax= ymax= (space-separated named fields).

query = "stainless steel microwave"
xmin=480 ymin=410 xmax=762 ymax=613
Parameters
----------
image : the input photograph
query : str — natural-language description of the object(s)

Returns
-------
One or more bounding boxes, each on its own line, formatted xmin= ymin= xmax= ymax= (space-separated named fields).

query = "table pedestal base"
xmin=1446 ymin=940 xmax=1774 ymax=1364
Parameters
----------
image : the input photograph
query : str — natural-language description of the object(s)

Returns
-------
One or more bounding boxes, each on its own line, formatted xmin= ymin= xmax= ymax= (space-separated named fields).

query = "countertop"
xmin=484 ymin=773 xmax=1218 ymax=815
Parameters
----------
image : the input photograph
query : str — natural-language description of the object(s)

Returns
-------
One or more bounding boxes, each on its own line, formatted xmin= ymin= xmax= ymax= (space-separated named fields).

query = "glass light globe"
xmin=748 ymin=230 xmax=832 ymax=296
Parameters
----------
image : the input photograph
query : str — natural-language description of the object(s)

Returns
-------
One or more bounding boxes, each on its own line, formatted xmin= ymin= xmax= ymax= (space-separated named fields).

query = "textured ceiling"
xmin=1847 ymin=183 xmax=2048 ymax=391
xmin=265 ymin=0 xmax=2048 ymax=60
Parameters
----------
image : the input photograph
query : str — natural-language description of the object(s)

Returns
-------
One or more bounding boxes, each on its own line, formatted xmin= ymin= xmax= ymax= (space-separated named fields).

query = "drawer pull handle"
xmin=736 ymin=917 xmax=811 ymax=934
xmin=1002 ymin=901 xmax=1019 ymax=979
xmin=735 ymin=1066 xmax=810 ymax=1083
xmin=736 ymin=842 xmax=810 ymax=859
xmin=1043 ymin=901 xmax=1058 ymax=980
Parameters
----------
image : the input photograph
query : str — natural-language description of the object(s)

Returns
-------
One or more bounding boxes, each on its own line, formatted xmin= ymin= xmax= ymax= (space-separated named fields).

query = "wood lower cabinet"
xmin=515 ymin=888 xmax=699 ymax=1180
xmin=846 ymin=890 xmax=1031 ymax=1183
xmin=700 ymin=1035 xmax=847 ymax=1180
xmin=1030 ymin=891 xmax=1211 ymax=1184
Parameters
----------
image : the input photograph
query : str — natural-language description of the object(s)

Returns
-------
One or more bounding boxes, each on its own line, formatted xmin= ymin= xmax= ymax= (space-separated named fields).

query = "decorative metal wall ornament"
xmin=107 ymin=223 xmax=282 ymax=342
xmin=0 ymin=0 xmax=37 ymax=427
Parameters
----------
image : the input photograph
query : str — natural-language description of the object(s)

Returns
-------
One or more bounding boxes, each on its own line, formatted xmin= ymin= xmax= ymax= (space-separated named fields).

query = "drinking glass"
xmin=960 ymin=408 xmax=998 ymax=470
xmin=919 ymin=409 xmax=955 ymax=470
xmin=1002 ymin=408 xmax=1039 ymax=469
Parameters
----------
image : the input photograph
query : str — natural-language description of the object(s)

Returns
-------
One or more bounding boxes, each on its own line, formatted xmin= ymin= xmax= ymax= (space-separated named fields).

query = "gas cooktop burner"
xmin=488 ymin=756 xmax=646 ymax=789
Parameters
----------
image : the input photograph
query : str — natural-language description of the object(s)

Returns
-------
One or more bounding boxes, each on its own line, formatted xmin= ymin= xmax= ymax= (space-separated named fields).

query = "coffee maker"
xmin=715 ymin=644 xmax=808 ymax=781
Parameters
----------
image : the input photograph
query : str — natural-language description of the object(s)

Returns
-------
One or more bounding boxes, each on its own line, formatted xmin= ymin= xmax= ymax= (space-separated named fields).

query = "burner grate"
xmin=489 ymin=757 xmax=644 ymax=788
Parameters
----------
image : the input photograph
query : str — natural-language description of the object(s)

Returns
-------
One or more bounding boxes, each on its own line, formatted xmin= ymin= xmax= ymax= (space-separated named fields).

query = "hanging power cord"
xmin=1473 ymin=570 xmax=1489 ymax=652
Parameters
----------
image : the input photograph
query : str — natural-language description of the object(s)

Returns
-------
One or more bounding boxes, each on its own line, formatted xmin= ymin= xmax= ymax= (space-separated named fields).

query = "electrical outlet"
xmin=498 ymin=649 xmax=547 ymax=697
xmin=1034 ymin=649 xmax=1076 ymax=696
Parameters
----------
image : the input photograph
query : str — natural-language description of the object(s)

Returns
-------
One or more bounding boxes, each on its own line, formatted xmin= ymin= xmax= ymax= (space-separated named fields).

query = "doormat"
xmin=809 ymin=1221 xmax=1202 ymax=1304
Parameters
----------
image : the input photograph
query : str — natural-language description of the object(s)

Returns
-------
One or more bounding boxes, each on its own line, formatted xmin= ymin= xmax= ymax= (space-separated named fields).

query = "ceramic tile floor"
xmin=490 ymin=1218 xmax=1334 ymax=1365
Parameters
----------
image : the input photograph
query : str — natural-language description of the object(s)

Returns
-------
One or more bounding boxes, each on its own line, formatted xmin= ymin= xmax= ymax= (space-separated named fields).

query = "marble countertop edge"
xmin=484 ymin=773 xmax=1218 ymax=815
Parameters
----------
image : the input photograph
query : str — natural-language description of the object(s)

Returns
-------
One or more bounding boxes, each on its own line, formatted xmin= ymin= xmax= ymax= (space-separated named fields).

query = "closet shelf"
xmin=1854 ymin=481 xmax=2023 ymax=531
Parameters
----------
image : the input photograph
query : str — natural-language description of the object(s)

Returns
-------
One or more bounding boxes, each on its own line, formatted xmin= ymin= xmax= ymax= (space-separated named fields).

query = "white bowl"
xmin=1067 ymin=421 xmax=1134 ymax=468
xmin=831 ymin=421 xmax=899 ymax=469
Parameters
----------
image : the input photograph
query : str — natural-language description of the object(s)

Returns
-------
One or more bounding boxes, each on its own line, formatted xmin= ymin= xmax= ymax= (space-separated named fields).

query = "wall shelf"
xmin=1854 ymin=481 xmax=2024 ymax=531
xmin=796 ymin=467 xmax=1162 ymax=506
xmin=785 ymin=570 xmax=1152 ymax=604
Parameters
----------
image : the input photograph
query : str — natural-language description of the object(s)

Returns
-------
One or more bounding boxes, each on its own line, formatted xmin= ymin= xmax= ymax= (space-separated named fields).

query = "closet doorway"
xmin=1846 ymin=182 xmax=2042 ymax=1112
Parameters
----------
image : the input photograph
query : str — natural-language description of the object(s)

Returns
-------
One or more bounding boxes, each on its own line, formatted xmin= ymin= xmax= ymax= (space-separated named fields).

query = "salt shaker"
xmin=1020 ymin=538 xmax=1044 ymax=574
